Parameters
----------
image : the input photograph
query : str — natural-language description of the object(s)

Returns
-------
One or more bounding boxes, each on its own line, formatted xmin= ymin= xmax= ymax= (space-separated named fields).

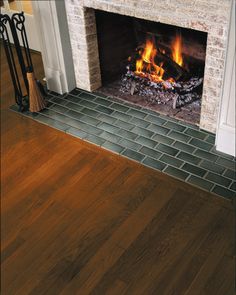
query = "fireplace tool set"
xmin=0 ymin=12 xmax=46 ymax=112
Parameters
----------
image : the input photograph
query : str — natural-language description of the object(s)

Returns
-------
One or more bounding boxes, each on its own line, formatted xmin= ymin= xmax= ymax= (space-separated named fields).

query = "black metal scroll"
xmin=10 ymin=12 xmax=30 ymax=94
xmin=11 ymin=12 xmax=34 ymax=92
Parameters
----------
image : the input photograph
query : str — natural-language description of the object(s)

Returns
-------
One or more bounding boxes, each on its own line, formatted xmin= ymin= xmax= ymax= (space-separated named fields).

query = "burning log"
xmin=120 ymin=71 xmax=203 ymax=109
xmin=156 ymin=51 xmax=189 ymax=81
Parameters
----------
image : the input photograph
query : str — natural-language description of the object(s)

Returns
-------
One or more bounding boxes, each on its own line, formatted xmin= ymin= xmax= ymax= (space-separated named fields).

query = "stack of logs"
xmin=120 ymin=46 xmax=203 ymax=109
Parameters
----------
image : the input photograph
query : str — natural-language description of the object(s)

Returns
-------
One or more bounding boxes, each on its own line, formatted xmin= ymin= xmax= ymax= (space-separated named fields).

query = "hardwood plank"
xmin=59 ymin=184 xmax=176 ymax=295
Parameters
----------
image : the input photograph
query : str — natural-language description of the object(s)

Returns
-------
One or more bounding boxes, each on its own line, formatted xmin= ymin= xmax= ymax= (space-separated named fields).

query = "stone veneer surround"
xmin=65 ymin=0 xmax=232 ymax=133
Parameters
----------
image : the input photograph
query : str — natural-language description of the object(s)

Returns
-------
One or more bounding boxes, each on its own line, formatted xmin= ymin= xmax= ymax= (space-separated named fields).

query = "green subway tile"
xmin=80 ymin=99 xmax=97 ymax=109
xmin=200 ymin=160 xmax=225 ymax=175
xmin=224 ymin=169 xmax=236 ymax=180
xmin=146 ymin=114 xmax=166 ymax=125
xmin=70 ymin=88 xmax=82 ymax=96
xmin=50 ymin=97 xmax=68 ymax=106
xmin=156 ymin=143 xmax=179 ymax=156
xmin=98 ymin=122 xmax=120 ymax=133
xmin=80 ymin=115 xmax=100 ymax=126
xmin=115 ymin=120 xmax=135 ymax=130
xmin=66 ymin=127 xmax=87 ymax=139
xmin=189 ymin=138 xmax=212 ymax=151
xmin=36 ymin=115 xmax=69 ymax=131
xmin=24 ymin=110 xmax=39 ymax=119
xmin=65 ymin=102 xmax=84 ymax=112
xmin=81 ymin=107 xmax=100 ymax=117
xmin=147 ymin=124 xmax=170 ymax=135
xmin=182 ymin=163 xmax=206 ymax=177
xmin=119 ymin=138 xmax=142 ymax=151
xmin=205 ymin=172 xmax=232 ymax=188
xmin=143 ymin=157 xmax=166 ymax=171
xmin=216 ymin=157 xmax=235 ymax=170
xmin=127 ymin=109 xmax=147 ymax=119
xmin=177 ymin=151 xmax=201 ymax=165
xmin=100 ymin=131 xmax=122 ymax=144
xmin=135 ymin=136 xmax=157 ymax=148
xmin=164 ymin=121 xmax=186 ymax=132
xmin=45 ymin=101 xmax=54 ymax=108
xmin=185 ymin=128 xmax=208 ymax=140
xmin=79 ymin=92 xmax=97 ymax=101
xmin=168 ymin=131 xmax=191 ymax=143
xmin=206 ymin=134 xmax=216 ymax=144
xmin=65 ymin=95 xmax=82 ymax=104
xmin=230 ymin=182 xmax=236 ymax=191
xmin=66 ymin=110 xmax=84 ymax=120
xmin=212 ymin=186 xmax=235 ymax=199
xmin=110 ymin=103 xmax=129 ymax=113
xmin=159 ymin=154 xmax=183 ymax=168
xmin=102 ymin=141 xmax=125 ymax=154
xmin=97 ymin=113 xmax=117 ymax=124
xmin=187 ymin=175 xmax=214 ymax=191
xmin=132 ymin=126 xmax=154 ymax=138
xmin=194 ymin=149 xmax=218 ymax=162
xmin=139 ymin=147 xmax=162 ymax=159
xmin=122 ymin=149 xmax=145 ymax=162
xmin=152 ymin=134 xmax=174 ymax=145
xmin=95 ymin=97 xmax=113 ymax=107
xmin=173 ymin=141 xmax=196 ymax=154
xmin=164 ymin=166 xmax=189 ymax=180
xmin=130 ymin=117 xmax=150 ymax=128
xmin=113 ymin=111 xmax=132 ymax=121
xmin=78 ymin=123 xmax=103 ymax=136
xmin=95 ymin=105 xmax=113 ymax=115
xmin=117 ymin=129 xmax=138 ymax=140
xmin=85 ymin=134 xmax=106 ymax=146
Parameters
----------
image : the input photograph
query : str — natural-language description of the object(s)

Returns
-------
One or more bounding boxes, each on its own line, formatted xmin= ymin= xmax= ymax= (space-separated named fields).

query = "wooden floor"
xmin=1 ymin=46 xmax=235 ymax=295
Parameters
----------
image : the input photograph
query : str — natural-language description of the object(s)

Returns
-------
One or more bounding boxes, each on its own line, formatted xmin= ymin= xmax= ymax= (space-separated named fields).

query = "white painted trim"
xmin=216 ymin=0 xmax=235 ymax=157
xmin=32 ymin=0 xmax=75 ymax=94
xmin=216 ymin=124 xmax=235 ymax=156
xmin=1 ymin=7 xmax=41 ymax=51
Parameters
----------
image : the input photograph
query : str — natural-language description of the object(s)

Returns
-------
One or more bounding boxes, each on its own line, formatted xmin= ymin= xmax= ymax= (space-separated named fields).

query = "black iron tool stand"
xmin=0 ymin=12 xmax=41 ymax=111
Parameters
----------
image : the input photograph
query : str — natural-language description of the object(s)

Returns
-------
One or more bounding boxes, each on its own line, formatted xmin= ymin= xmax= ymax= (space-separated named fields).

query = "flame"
xmin=136 ymin=59 xmax=143 ymax=73
xmin=172 ymin=33 xmax=183 ymax=67
xmin=132 ymin=33 xmax=184 ymax=84
xmin=135 ymin=38 xmax=165 ymax=82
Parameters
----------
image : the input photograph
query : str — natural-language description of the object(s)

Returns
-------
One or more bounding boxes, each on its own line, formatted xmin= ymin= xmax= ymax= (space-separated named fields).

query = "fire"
xmin=135 ymin=38 xmax=165 ymax=82
xmin=172 ymin=33 xmax=183 ymax=67
xmin=133 ymin=33 xmax=184 ymax=83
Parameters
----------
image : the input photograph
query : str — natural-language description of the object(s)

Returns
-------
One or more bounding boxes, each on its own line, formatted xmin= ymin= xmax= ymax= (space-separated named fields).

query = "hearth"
xmin=95 ymin=11 xmax=207 ymax=125
xmin=65 ymin=0 xmax=232 ymax=133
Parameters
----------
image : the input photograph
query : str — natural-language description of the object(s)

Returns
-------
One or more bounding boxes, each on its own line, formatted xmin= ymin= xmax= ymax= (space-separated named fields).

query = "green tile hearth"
xmin=10 ymin=88 xmax=236 ymax=201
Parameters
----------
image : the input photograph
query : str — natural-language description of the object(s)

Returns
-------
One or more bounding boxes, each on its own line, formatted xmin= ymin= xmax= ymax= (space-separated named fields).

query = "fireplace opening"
xmin=95 ymin=10 xmax=208 ymax=126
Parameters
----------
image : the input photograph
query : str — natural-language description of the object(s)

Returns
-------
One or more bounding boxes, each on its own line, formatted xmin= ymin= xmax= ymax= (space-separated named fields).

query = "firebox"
xmin=95 ymin=11 xmax=207 ymax=126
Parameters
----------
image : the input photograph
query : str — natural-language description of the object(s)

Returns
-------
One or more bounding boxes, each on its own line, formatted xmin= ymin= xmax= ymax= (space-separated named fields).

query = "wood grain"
xmin=1 ymin=45 xmax=235 ymax=295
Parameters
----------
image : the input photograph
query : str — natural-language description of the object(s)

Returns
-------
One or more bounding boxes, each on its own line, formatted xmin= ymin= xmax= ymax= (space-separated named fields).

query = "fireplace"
xmin=65 ymin=0 xmax=232 ymax=133
xmin=95 ymin=11 xmax=207 ymax=126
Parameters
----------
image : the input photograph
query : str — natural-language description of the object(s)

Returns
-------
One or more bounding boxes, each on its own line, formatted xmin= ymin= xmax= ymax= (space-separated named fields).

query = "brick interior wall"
xmin=65 ymin=0 xmax=232 ymax=133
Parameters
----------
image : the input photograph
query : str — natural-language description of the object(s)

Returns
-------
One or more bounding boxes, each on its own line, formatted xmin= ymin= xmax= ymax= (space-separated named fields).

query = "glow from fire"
xmin=172 ymin=33 xmax=183 ymax=67
xmin=135 ymin=39 xmax=165 ymax=82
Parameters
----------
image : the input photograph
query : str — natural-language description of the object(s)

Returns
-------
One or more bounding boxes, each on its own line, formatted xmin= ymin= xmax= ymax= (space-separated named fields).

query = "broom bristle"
xmin=27 ymin=71 xmax=47 ymax=112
